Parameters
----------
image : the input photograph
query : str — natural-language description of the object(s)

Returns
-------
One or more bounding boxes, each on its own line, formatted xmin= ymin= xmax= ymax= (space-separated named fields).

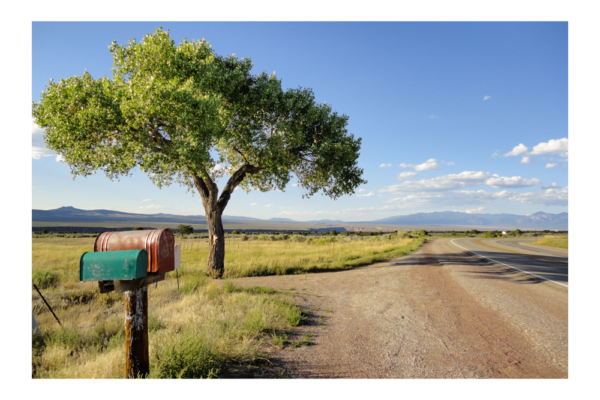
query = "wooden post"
xmin=124 ymin=286 xmax=149 ymax=378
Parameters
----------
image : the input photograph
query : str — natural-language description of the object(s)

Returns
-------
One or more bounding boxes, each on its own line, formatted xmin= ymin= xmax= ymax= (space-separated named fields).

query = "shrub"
xmin=231 ymin=230 xmax=239 ymax=235
xmin=258 ymin=234 xmax=268 ymax=241
xmin=241 ymin=234 xmax=248 ymax=241
xmin=397 ymin=230 xmax=410 ymax=239
xmin=33 ymin=269 xmax=60 ymax=289
xmin=329 ymin=230 xmax=337 ymax=236
xmin=150 ymin=331 xmax=223 ymax=379
xmin=132 ymin=227 xmax=143 ymax=231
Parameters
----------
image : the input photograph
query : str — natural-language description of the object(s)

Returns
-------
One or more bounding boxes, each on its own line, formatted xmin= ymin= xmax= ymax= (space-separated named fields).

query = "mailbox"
xmin=80 ymin=249 xmax=149 ymax=281
xmin=94 ymin=229 xmax=175 ymax=274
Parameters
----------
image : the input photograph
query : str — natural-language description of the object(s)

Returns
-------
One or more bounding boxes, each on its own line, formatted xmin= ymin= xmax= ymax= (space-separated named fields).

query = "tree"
xmin=470 ymin=229 xmax=479 ymax=235
xmin=514 ymin=229 xmax=522 ymax=236
xmin=177 ymin=224 xmax=194 ymax=236
xmin=132 ymin=227 xmax=144 ymax=231
xmin=329 ymin=230 xmax=337 ymax=236
xmin=32 ymin=28 xmax=366 ymax=277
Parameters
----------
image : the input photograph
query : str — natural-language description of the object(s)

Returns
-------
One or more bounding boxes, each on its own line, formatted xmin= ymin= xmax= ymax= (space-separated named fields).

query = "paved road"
xmin=450 ymin=237 xmax=568 ymax=287
xmin=233 ymin=238 xmax=568 ymax=378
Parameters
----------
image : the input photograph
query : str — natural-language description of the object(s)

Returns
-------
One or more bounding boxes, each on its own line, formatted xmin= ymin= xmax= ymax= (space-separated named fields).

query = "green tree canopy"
xmin=32 ymin=28 xmax=366 ymax=277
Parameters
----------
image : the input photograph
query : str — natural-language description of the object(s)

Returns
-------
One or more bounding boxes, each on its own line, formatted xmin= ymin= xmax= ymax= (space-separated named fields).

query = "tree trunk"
xmin=206 ymin=209 xmax=225 ymax=278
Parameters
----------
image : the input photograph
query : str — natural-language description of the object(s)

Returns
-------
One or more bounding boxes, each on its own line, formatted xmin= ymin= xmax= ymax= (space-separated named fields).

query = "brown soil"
xmin=232 ymin=238 xmax=567 ymax=378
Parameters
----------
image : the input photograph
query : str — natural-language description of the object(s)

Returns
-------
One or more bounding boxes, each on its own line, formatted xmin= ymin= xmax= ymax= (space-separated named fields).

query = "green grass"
xmin=31 ymin=234 xmax=424 ymax=378
xmin=531 ymin=235 xmax=568 ymax=249
xmin=32 ymin=277 xmax=306 ymax=378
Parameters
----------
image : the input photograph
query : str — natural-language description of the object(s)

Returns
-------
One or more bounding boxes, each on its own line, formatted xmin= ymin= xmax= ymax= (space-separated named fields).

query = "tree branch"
xmin=216 ymin=164 xmax=262 ymax=211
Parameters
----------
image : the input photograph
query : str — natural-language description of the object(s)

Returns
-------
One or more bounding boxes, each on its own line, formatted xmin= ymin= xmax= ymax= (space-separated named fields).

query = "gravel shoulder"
xmin=232 ymin=238 xmax=568 ymax=378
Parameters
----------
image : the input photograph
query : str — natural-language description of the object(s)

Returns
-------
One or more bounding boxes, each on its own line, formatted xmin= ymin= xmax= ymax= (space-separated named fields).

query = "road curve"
xmin=450 ymin=237 xmax=568 ymax=287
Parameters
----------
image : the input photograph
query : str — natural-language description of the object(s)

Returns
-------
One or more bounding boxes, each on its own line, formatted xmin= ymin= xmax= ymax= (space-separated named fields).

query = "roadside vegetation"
xmin=530 ymin=234 xmax=568 ymax=249
xmin=32 ymin=274 xmax=305 ymax=378
xmin=32 ymin=231 xmax=424 ymax=378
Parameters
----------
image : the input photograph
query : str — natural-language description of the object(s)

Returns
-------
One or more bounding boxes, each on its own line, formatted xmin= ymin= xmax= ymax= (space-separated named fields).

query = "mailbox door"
xmin=80 ymin=249 xmax=148 ymax=281
xmin=94 ymin=229 xmax=175 ymax=274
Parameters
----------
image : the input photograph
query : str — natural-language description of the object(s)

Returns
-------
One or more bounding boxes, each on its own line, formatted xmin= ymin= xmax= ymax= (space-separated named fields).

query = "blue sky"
xmin=32 ymin=22 xmax=568 ymax=221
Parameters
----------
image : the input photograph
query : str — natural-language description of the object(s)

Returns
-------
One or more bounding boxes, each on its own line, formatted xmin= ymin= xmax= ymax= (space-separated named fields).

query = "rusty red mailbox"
xmin=95 ymin=229 xmax=175 ymax=274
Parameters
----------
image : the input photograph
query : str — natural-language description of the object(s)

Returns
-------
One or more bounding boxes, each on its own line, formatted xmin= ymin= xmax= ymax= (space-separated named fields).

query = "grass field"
xmin=32 ymin=234 xmax=423 ymax=378
xmin=531 ymin=235 xmax=568 ymax=249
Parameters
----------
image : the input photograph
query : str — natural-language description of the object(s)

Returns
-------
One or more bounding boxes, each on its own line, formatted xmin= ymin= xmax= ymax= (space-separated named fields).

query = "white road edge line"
xmin=450 ymin=239 xmax=568 ymax=289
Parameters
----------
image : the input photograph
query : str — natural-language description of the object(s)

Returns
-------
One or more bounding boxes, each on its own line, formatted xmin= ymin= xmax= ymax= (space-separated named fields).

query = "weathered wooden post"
xmin=80 ymin=229 xmax=177 ymax=379
xmin=124 ymin=286 xmax=149 ymax=378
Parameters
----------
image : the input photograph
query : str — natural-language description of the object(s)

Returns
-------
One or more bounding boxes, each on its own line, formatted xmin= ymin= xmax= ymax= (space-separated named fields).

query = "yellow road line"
xmin=476 ymin=239 xmax=568 ymax=265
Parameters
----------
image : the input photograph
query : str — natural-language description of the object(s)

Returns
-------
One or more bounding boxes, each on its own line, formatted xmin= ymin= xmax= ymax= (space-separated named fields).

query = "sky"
xmin=32 ymin=22 xmax=568 ymax=221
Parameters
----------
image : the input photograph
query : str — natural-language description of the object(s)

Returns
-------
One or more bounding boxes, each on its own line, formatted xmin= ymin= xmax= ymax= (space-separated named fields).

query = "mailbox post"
xmin=80 ymin=229 xmax=177 ymax=379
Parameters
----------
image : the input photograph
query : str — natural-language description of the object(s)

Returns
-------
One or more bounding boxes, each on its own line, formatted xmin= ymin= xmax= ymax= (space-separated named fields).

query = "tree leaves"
xmin=32 ymin=27 xmax=366 ymax=203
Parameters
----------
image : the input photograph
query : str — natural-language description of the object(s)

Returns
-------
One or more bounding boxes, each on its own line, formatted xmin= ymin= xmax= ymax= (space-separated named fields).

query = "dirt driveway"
xmin=232 ymin=238 xmax=568 ymax=378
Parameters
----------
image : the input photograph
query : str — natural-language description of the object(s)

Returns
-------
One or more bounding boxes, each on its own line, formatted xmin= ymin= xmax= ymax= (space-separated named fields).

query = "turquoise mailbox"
xmin=80 ymin=249 xmax=148 ymax=281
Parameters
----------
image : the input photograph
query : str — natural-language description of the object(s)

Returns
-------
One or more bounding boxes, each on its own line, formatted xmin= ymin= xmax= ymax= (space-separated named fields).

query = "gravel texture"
xmin=232 ymin=238 xmax=568 ymax=378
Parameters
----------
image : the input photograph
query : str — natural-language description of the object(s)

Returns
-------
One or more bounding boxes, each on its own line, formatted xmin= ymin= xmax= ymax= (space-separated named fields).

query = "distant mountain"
xmin=31 ymin=206 xmax=263 ymax=225
xmin=369 ymin=211 xmax=568 ymax=229
xmin=32 ymin=207 xmax=568 ymax=230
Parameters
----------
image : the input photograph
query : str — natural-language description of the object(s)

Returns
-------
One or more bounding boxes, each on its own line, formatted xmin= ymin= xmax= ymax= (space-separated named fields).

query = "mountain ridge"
xmin=32 ymin=207 xmax=568 ymax=229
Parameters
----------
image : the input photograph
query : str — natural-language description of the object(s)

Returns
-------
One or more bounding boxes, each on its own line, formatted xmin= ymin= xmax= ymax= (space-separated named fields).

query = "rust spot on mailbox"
xmin=94 ymin=229 xmax=175 ymax=274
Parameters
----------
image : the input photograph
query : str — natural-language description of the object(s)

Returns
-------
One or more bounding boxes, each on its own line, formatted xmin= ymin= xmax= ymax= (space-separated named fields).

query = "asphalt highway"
xmin=450 ymin=237 xmax=568 ymax=287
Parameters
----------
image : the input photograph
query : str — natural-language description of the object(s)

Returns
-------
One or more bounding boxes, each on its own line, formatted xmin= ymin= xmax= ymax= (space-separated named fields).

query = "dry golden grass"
xmin=32 ymin=277 xmax=304 ymax=378
xmin=531 ymin=235 xmax=568 ymax=249
xmin=31 ymin=234 xmax=423 ymax=378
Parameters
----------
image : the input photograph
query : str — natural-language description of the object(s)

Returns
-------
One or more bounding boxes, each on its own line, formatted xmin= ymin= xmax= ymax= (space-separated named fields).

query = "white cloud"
xmin=381 ymin=171 xmax=490 ymax=193
xmin=141 ymin=199 xmax=153 ymax=202
xmin=508 ymin=187 xmax=568 ymax=206
xmin=414 ymin=158 xmax=439 ymax=171
xmin=530 ymin=138 xmax=568 ymax=155
xmin=541 ymin=183 xmax=561 ymax=190
xmin=292 ymin=183 xmax=302 ymax=187
xmin=357 ymin=191 xmax=375 ymax=198
xmin=250 ymin=203 xmax=257 ymax=206
xmin=485 ymin=174 xmax=541 ymax=189
xmin=398 ymin=172 xmax=418 ymax=179
xmin=32 ymin=146 xmax=54 ymax=159
xmin=399 ymin=163 xmax=413 ymax=168
xmin=265 ymin=204 xmax=273 ymax=208
xmin=446 ymin=162 xmax=455 ymax=166
xmin=55 ymin=155 xmax=65 ymax=162
xmin=483 ymin=95 xmax=492 ymax=101
xmin=466 ymin=207 xmax=486 ymax=214
xmin=357 ymin=188 xmax=366 ymax=192
xmin=546 ymin=163 xmax=557 ymax=169
xmin=504 ymin=143 xmax=528 ymax=157
xmin=520 ymin=156 xmax=533 ymax=164
xmin=379 ymin=163 xmax=392 ymax=168
xmin=139 ymin=205 xmax=167 ymax=210
xmin=454 ymin=207 xmax=486 ymax=214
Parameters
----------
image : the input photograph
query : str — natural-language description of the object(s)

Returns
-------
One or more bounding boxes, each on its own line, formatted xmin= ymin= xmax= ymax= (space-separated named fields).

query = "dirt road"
xmin=233 ymin=238 xmax=568 ymax=378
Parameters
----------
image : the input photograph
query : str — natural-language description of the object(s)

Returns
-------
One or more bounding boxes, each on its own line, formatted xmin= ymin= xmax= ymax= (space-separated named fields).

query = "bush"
xmin=241 ymin=234 xmax=248 ymax=241
xmin=329 ymin=230 xmax=338 ymax=236
xmin=150 ymin=331 xmax=223 ymax=379
xmin=132 ymin=227 xmax=144 ymax=231
xmin=231 ymin=230 xmax=239 ymax=235
xmin=397 ymin=230 xmax=410 ymax=239
xmin=341 ymin=231 xmax=349 ymax=237
xmin=33 ymin=269 xmax=60 ymax=289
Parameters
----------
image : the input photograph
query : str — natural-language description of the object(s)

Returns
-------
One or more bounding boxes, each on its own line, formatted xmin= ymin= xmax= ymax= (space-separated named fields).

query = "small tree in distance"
xmin=177 ymin=224 xmax=194 ymax=236
xmin=32 ymin=28 xmax=366 ymax=278
xmin=329 ymin=230 xmax=337 ymax=236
